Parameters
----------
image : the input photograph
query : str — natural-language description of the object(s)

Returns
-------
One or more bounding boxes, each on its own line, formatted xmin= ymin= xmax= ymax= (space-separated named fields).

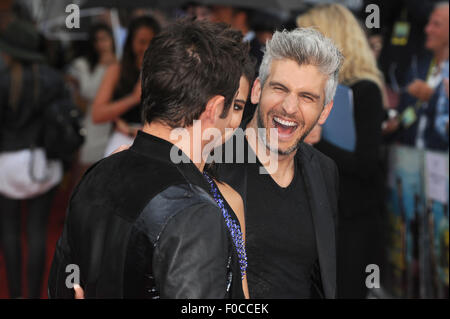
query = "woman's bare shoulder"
xmin=217 ymin=182 xmax=244 ymax=215
xmin=105 ymin=62 xmax=121 ymax=76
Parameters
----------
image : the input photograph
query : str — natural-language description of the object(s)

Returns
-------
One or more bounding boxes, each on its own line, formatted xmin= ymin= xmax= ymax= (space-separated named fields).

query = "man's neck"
xmin=246 ymin=116 xmax=297 ymax=188
xmin=434 ymin=46 xmax=449 ymax=65
xmin=143 ymin=122 xmax=206 ymax=171
xmin=270 ymin=152 xmax=296 ymax=188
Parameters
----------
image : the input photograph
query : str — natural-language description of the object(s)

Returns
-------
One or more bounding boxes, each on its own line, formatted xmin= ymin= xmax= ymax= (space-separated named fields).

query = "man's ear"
xmin=251 ymin=78 xmax=262 ymax=105
xmin=199 ymin=95 xmax=226 ymax=125
xmin=317 ymin=100 xmax=334 ymax=125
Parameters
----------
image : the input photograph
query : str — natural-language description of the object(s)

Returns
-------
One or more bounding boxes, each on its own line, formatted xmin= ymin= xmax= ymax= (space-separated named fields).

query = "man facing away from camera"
xmin=48 ymin=19 xmax=248 ymax=299
xmin=217 ymin=28 xmax=343 ymax=298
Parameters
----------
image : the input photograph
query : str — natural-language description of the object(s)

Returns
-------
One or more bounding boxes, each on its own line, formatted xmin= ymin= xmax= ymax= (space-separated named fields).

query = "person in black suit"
xmin=217 ymin=27 xmax=343 ymax=299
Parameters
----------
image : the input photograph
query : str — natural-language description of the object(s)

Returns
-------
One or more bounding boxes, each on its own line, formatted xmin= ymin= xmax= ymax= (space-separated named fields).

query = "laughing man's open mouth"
xmin=273 ymin=116 xmax=299 ymax=136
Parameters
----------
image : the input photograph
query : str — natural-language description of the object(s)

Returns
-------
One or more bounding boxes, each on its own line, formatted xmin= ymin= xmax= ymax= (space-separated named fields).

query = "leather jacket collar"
xmin=130 ymin=131 xmax=210 ymax=193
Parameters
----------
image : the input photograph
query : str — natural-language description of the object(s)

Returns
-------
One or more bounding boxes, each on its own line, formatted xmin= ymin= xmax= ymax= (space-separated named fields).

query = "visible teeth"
xmin=274 ymin=117 xmax=297 ymax=127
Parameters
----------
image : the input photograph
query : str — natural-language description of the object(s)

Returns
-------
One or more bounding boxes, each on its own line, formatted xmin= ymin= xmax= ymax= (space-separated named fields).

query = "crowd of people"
xmin=0 ymin=0 xmax=448 ymax=299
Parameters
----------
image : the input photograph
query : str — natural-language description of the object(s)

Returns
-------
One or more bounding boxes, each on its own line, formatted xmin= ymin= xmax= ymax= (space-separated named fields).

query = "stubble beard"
xmin=256 ymin=105 xmax=315 ymax=156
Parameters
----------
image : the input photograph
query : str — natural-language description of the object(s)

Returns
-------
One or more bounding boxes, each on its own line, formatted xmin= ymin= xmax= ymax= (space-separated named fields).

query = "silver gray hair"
xmin=434 ymin=1 xmax=449 ymax=10
xmin=259 ymin=27 xmax=344 ymax=106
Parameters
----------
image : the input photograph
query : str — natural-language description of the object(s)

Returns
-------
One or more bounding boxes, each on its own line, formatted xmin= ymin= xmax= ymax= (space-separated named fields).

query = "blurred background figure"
xmin=208 ymin=5 xmax=281 ymax=121
xmin=90 ymin=16 xmax=160 ymax=156
xmin=209 ymin=5 xmax=281 ymax=68
xmin=0 ymin=19 xmax=70 ymax=298
xmin=372 ymin=0 xmax=443 ymax=89
xmin=434 ymin=69 xmax=449 ymax=145
xmin=298 ymin=3 xmax=387 ymax=299
xmin=0 ymin=0 xmax=14 ymax=31
xmin=67 ymin=23 xmax=116 ymax=174
xmin=210 ymin=6 xmax=262 ymax=64
xmin=182 ymin=1 xmax=212 ymax=21
xmin=386 ymin=2 xmax=449 ymax=151
xmin=0 ymin=0 xmax=14 ymax=73
xmin=249 ymin=10 xmax=282 ymax=66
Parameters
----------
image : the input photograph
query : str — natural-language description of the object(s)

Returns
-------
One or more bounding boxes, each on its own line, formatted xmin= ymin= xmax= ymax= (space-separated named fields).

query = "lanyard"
xmin=413 ymin=59 xmax=436 ymax=110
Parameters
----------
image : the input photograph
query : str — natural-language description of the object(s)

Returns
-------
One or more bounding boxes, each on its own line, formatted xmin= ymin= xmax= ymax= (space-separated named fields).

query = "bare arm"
xmin=91 ymin=63 xmax=141 ymax=124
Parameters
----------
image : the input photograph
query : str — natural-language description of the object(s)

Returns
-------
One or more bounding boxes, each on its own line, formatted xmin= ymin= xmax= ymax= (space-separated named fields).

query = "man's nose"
xmin=281 ymin=93 xmax=299 ymax=115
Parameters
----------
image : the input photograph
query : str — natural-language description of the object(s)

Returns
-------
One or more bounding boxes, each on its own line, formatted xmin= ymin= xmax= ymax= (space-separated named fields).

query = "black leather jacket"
xmin=48 ymin=132 xmax=243 ymax=299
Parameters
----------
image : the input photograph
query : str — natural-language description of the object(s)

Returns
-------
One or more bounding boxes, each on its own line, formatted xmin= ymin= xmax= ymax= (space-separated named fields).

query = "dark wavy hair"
xmin=141 ymin=19 xmax=249 ymax=128
xmin=116 ymin=16 xmax=161 ymax=97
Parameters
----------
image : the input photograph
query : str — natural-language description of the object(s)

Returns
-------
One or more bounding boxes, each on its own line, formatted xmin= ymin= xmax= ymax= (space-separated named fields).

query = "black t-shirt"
xmin=245 ymin=151 xmax=318 ymax=299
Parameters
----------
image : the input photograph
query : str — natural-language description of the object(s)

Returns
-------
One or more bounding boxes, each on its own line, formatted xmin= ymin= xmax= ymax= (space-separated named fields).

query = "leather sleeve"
xmin=153 ymin=202 xmax=229 ymax=299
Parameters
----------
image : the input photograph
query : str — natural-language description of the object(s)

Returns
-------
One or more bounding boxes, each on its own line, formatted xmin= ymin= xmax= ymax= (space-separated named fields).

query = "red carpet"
xmin=0 ymin=177 xmax=73 ymax=299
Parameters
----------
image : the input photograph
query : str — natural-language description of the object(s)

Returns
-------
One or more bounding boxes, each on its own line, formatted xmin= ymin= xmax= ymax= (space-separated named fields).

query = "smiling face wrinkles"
xmin=252 ymin=59 xmax=331 ymax=156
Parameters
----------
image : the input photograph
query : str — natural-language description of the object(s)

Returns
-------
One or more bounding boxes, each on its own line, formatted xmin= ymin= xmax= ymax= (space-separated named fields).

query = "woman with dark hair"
xmin=91 ymin=16 xmax=160 ymax=156
xmin=68 ymin=23 xmax=116 ymax=167
xmin=203 ymin=56 xmax=256 ymax=299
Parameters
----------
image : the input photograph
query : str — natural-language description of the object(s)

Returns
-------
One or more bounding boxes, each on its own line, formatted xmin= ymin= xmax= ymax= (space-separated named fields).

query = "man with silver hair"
xmin=217 ymin=27 xmax=343 ymax=298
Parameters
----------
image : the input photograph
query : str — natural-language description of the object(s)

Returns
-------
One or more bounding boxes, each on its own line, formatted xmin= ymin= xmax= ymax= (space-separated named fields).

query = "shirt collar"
xmin=243 ymin=30 xmax=256 ymax=43
xmin=130 ymin=131 xmax=210 ymax=191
